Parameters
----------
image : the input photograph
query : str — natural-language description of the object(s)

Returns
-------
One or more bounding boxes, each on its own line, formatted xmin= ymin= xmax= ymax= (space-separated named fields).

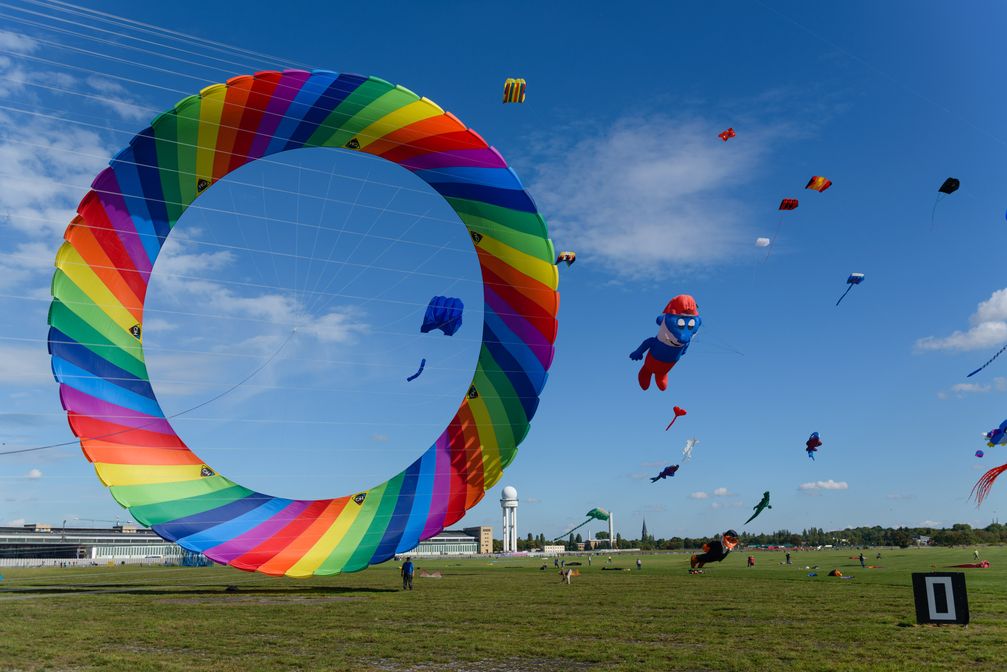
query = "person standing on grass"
xmin=974 ymin=549 xmax=980 ymax=561
xmin=636 ymin=558 xmax=642 ymax=570
xmin=588 ymin=556 xmax=592 ymax=567
xmin=785 ymin=551 xmax=791 ymax=565
xmin=401 ymin=557 xmax=415 ymax=591
xmin=858 ymin=553 xmax=865 ymax=568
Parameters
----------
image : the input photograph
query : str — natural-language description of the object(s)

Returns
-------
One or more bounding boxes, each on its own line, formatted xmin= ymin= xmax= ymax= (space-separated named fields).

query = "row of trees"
xmin=495 ymin=523 xmax=1007 ymax=551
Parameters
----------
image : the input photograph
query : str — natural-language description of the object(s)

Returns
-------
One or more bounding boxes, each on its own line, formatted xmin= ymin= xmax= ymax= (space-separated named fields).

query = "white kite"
xmin=755 ymin=237 xmax=771 ymax=248
xmin=682 ymin=437 xmax=699 ymax=461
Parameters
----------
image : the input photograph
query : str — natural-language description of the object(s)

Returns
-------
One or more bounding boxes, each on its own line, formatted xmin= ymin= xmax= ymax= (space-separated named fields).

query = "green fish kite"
xmin=744 ymin=491 xmax=772 ymax=525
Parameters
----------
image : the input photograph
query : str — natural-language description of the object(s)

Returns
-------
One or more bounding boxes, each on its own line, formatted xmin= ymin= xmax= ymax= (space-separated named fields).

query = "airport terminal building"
xmin=0 ymin=523 xmax=187 ymax=567
xmin=0 ymin=523 xmax=495 ymax=567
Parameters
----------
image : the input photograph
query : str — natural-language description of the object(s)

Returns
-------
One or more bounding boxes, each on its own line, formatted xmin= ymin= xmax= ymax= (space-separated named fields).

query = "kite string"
xmin=552 ymin=518 xmax=594 ymax=542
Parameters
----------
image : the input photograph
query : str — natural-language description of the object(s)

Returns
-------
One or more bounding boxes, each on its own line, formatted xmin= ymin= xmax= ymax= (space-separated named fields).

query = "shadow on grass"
xmin=0 ymin=584 xmax=398 ymax=597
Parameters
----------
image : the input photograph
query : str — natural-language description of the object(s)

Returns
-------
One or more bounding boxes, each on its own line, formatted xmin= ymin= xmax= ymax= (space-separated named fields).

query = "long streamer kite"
xmin=47 ymin=69 xmax=559 ymax=577
xmin=967 ymin=343 xmax=1007 ymax=378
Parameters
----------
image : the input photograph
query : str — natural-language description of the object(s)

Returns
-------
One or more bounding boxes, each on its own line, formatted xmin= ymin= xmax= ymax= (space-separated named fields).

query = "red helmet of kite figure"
xmin=630 ymin=295 xmax=701 ymax=391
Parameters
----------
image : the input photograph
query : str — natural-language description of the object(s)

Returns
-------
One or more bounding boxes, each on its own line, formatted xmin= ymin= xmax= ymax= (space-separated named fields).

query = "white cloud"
xmin=886 ymin=493 xmax=914 ymax=500
xmin=0 ymin=31 xmax=37 ymax=54
xmin=713 ymin=487 xmax=731 ymax=497
xmin=938 ymin=377 xmax=1007 ymax=398
xmin=531 ymin=115 xmax=771 ymax=277
xmin=85 ymin=76 xmax=151 ymax=122
xmin=370 ymin=433 xmax=389 ymax=443
xmin=689 ymin=491 xmax=709 ymax=500
xmin=0 ymin=344 xmax=54 ymax=384
xmin=917 ymin=289 xmax=1007 ymax=352
xmin=6 ymin=518 xmax=25 ymax=526
xmin=25 ymin=468 xmax=41 ymax=479
xmin=755 ymin=237 xmax=771 ymax=247
xmin=711 ymin=500 xmax=743 ymax=509
xmin=922 ymin=520 xmax=941 ymax=528
xmin=799 ymin=479 xmax=849 ymax=491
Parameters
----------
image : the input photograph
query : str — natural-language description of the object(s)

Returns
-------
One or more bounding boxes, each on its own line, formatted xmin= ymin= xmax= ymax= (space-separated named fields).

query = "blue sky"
xmin=3 ymin=0 xmax=1007 ymax=541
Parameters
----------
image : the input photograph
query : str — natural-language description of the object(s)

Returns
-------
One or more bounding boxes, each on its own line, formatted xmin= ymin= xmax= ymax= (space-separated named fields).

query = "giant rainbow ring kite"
xmin=47 ymin=70 xmax=559 ymax=576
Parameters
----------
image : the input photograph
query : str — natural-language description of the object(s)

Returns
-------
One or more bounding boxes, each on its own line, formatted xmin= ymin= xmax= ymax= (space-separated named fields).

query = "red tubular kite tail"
xmin=972 ymin=462 xmax=1007 ymax=506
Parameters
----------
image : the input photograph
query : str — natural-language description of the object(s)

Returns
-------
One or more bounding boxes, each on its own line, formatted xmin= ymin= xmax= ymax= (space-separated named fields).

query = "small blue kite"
xmin=420 ymin=296 xmax=464 ymax=336
xmin=406 ymin=359 xmax=426 ymax=382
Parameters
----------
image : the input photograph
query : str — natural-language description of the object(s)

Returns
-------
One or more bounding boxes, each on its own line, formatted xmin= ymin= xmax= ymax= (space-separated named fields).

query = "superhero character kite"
xmin=630 ymin=295 xmax=701 ymax=391
xmin=690 ymin=529 xmax=739 ymax=570
xmin=806 ymin=432 xmax=822 ymax=460
xmin=650 ymin=464 xmax=679 ymax=482
xmin=744 ymin=491 xmax=772 ymax=525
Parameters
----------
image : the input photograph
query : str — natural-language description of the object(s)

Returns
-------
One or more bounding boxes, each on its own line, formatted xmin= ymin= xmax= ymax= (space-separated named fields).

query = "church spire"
xmin=641 ymin=518 xmax=649 ymax=541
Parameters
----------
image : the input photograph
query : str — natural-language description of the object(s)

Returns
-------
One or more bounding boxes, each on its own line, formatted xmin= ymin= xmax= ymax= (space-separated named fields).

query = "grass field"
xmin=0 ymin=546 xmax=1003 ymax=671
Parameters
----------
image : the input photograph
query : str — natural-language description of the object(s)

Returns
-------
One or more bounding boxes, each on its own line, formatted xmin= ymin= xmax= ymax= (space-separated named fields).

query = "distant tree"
xmin=575 ymin=533 xmax=583 ymax=543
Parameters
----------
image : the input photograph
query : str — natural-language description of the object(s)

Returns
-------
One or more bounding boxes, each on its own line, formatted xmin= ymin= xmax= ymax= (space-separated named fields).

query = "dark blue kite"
xmin=420 ymin=296 xmax=464 ymax=336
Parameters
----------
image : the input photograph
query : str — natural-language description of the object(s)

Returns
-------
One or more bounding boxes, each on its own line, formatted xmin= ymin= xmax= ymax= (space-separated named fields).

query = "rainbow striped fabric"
xmin=502 ymin=78 xmax=526 ymax=104
xmin=47 ymin=70 xmax=559 ymax=576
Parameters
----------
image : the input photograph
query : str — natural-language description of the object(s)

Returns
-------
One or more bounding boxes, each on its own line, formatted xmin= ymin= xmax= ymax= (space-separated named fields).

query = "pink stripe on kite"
xmin=400 ymin=148 xmax=507 ymax=172
xmin=91 ymin=169 xmax=153 ymax=278
xmin=420 ymin=429 xmax=452 ymax=540
xmin=204 ymin=499 xmax=311 ymax=563
xmin=59 ymin=385 xmax=173 ymax=435
xmin=484 ymin=286 xmax=554 ymax=369
xmin=248 ymin=70 xmax=311 ymax=159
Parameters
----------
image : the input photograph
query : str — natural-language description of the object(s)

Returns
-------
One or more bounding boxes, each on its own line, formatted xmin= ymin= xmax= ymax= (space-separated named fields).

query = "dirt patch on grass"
xmin=367 ymin=658 xmax=595 ymax=672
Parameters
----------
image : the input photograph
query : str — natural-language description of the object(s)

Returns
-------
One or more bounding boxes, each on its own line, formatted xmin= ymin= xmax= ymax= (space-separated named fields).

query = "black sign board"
xmin=912 ymin=572 xmax=969 ymax=625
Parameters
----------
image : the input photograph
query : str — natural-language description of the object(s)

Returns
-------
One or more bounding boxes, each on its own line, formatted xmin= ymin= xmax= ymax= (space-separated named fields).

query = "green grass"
xmin=0 ymin=547 xmax=1004 ymax=671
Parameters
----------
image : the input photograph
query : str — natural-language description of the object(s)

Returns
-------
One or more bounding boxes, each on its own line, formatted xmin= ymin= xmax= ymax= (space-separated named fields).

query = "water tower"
xmin=500 ymin=486 xmax=518 ymax=552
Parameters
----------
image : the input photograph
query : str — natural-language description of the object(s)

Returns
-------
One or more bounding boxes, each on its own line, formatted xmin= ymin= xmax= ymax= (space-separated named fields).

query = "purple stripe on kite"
xmin=90 ymin=169 xmax=153 ymax=278
xmin=400 ymin=148 xmax=507 ymax=172
xmin=205 ymin=499 xmax=311 ymax=563
xmin=483 ymin=286 xmax=554 ymax=369
xmin=420 ymin=430 xmax=452 ymax=540
xmin=58 ymin=385 xmax=173 ymax=435
xmin=248 ymin=70 xmax=311 ymax=159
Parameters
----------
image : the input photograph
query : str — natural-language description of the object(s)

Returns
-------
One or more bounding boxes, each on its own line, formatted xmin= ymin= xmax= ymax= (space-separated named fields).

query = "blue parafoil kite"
xmin=420 ymin=296 xmax=464 ymax=336
xmin=835 ymin=273 xmax=865 ymax=306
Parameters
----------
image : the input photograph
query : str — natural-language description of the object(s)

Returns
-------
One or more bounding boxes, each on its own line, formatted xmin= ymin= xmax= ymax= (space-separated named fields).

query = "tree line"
xmin=496 ymin=523 xmax=1007 ymax=551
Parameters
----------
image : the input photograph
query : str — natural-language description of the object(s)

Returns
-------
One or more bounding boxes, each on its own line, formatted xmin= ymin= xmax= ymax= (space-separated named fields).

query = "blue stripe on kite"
xmin=51 ymin=357 xmax=164 ymax=418
xmin=264 ymin=70 xmax=340 ymax=156
xmin=482 ymin=322 xmax=539 ymax=422
xmin=414 ymin=166 xmax=525 ymax=191
xmin=171 ymin=497 xmax=292 ymax=552
xmin=395 ymin=445 xmax=436 ymax=554
xmin=429 ymin=182 xmax=537 ymax=213
xmin=128 ymin=128 xmax=171 ymax=241
xmin=109 ymin=147 xmax=164 ymax=262
xmin=285 ymin=73 xmax=368 ymax=150
xmin=484 ymin=305 xmax=547 ymax=394
xmin=153 ymin=492 xmax=274 ymax=543
xmin=371 ymin=457 xmax=422 ymax=563
xmin=48 ymin=330 xmax=154 ymax=399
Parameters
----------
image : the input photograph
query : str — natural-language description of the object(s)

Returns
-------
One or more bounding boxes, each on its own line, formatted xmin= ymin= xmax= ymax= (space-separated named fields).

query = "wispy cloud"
xmin=0 ymin=31 xmax=38 ymax=53
xmin=711 ymin=500 xmax=743 ymax=510
xmin=799 ymin=479 xmax=848 ymax=491
xmin=713 ymin=487 xmax=731 ymax=497
xmin=531 ymin=115 xmax=775 ymax=278
xmin=84 ymin=76 xmax=150 ymax=122
xmin=25 ymin=468 xmax=42 ymax=479
xmin=689 ymin=491 xmax=709 ymax=500
xmin=937 ymin=377 xmax=1007 ymax=399
xmin=917 ymin=289 xmax=1007 ymax=352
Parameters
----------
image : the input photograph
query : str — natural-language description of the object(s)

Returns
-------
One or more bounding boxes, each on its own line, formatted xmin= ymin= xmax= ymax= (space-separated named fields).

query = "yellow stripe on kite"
xmin=95 ymin=462 xmax=204 ymax=487
xmin=285 ymin=499 xmax=363 ymax=577
xmin=354 ymin=99 xmax=444 ymax=150
xmin=55 ymin=244 xmax=139 ymax=333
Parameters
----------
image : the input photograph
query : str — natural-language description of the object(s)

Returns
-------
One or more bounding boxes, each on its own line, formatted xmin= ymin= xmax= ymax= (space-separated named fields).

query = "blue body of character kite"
xmin=630 ymin=294 xmax=701 ymax=391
